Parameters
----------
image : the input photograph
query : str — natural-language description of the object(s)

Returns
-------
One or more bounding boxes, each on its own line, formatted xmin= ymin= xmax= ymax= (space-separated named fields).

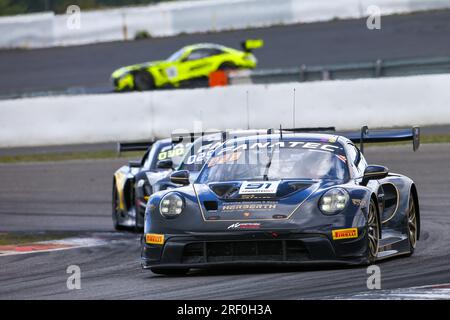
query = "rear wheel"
xmin=134 ymin=71 xmax=154 ymax=91
xmin=150 ymin=267 xmax=189 ymax=276
xmin=367 ymin=198 xmax=380 ymax=264
xmin=218 ymin=62 xmax=237 ymax=71
xmin=407 ymin=194 xmax=418 ymax=255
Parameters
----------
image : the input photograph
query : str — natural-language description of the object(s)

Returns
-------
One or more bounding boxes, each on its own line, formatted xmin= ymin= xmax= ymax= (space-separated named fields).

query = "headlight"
xmin=159 ymin=193 xmax=184 ymax=218
xmin=137 ymin=179 xmax=152 ymax=198
xmin=137 ymin=179 xmax=145 ymax=188
xmin=319 ymin=188 xmax=349 ymax=215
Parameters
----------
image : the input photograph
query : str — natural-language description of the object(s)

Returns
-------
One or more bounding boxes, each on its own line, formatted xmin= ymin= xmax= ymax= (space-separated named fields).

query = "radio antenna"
xmin=246 ymin=90 xmax=250 ymax=130
xmin=293 ymin=88 xmax=296 ymax=128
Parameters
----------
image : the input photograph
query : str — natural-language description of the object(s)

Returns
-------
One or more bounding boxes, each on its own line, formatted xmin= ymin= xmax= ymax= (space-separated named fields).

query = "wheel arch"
xmin=370 ymin=192 xmax=382 ymax=239
xmin=217 ymin=60 xmax=238 ymax=70
xmin=131 ymin=68 xmax=156 ymax=90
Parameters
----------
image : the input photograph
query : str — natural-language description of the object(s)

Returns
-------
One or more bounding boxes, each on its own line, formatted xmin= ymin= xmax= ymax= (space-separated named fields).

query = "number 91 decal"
xmin=239 ymin=181 xmax=281 ymax=194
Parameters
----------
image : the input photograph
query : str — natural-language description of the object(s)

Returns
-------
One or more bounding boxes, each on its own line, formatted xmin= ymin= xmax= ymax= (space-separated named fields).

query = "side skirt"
xmin=376 ymin=228 xmax=410 ymax=260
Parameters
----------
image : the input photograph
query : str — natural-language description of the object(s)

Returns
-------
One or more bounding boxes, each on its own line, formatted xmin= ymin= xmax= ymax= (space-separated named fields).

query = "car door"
xmin=175 ymin=48 xmax=223 ymax=82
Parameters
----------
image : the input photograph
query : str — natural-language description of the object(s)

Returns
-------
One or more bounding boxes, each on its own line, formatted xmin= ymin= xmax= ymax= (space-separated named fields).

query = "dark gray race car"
xmin=141 ymin=127 xmax=420 ymax=275
xmin=112 ymin=139 xmax=186 ymax=230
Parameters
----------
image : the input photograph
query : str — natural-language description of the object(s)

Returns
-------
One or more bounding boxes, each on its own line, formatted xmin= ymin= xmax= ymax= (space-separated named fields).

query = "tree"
xmin=0 ymin=0 xmax=27 ymax=16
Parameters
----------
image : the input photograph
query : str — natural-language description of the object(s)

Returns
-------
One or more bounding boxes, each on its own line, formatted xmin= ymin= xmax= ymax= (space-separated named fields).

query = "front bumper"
xmin=141 ymin=229 xmax=368 ymax=269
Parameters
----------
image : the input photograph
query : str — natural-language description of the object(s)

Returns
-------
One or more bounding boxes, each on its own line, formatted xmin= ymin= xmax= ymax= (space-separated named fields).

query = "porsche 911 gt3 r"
xmin=141 ymin=128 xmax=420 ymax=275
xmin=111 ymin=40 xmax=263 ymax=91
xmin=112 ymin=139 xmax=186 ymax=230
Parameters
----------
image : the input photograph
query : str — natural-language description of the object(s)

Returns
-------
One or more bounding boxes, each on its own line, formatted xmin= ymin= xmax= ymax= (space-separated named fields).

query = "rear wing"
xmin=116 ymin=141 xmax=154 ymax=155
xmin=343 ymin=126 xmax=420 ymax=153
xmin=172 ymin=127 xmax=336 ymax=144
xmin=171 ymin=129 xmax=278 ymax=144
xmin=282 ymin=126 xmax=336 ymax=133
xmin=171 ymin=131 xmax=224 ymax=144
xmin=241 ymin=39 xmax=264 ymax=52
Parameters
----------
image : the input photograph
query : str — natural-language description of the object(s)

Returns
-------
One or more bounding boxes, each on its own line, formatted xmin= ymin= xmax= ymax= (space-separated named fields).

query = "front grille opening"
xmin=286 ymin=240 xmax=309 ymax=261
xmin=182 ymin=243 xmax=205 ymax=264
xmin=182 ymin=240 xmax=310 ymax=264
xmin=209 ymin=184 xmax=240 ymax=198
xmin=207 ymin=242 xmax=233 ymax=262
xmin=203 ymin=201 xmax=218 ymax=211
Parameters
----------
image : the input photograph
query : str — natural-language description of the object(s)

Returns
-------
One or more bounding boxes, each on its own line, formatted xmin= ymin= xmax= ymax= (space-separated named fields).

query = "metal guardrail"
xmin=229 ymin=55 xmax=450 ymax=85
xmin=2 ymin=55 xmax=450 ymax=100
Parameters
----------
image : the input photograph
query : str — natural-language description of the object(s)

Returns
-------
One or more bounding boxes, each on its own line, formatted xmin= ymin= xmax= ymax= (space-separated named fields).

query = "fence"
xmin=1 ymin=0 xmax=450 ymax=48
xmin=229 ymin=55 xmax=450 ymax=85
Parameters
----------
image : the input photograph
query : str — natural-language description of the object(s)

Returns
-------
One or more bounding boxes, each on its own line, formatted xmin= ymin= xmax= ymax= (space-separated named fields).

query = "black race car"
xmin=141 ymin=127 xmax=420 ymax=275
xmin=112 ymin=139 xmax=186 ymax=230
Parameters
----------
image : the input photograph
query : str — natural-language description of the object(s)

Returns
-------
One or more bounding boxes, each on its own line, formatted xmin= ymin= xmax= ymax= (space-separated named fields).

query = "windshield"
xmin=150 ymin=142 xmax=186 ymax=170
xmin=177 ymin=136 xmax=222 ymax=172
xmin=166 ymin=48 xmax=186 ymax=62
xmin=197 ymin=139 xmax=349 ymax=183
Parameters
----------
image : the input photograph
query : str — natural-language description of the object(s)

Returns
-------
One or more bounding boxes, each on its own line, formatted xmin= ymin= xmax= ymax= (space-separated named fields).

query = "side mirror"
xmin=156 ymin=159 xmax=173 ymax=169
xmin=170 ymin=170 xmax=190 ymax=185
xmin=128 ymin=160 xmax=141 ymax=168
xmin=362 ymin=165 xmax=389 ymax=185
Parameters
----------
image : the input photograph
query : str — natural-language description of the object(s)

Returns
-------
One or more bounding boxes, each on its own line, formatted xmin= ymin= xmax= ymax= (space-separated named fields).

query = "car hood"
xmin=193 ymin=180 xmax=337 ymax=220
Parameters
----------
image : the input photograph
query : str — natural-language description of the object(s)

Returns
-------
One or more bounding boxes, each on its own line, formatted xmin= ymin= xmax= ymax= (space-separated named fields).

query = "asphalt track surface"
xmin=2 ymin=9 xmax=450 ymax=95
xmin=0 ymin=143 xmax=449 ymax=299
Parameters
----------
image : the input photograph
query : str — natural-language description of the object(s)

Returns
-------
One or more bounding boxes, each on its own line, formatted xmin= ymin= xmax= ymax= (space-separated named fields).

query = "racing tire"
xmin=134 ymin=71 xmax=154 ymax=91
xmin=366 ymin=198 xmax=380 ymax=264
xmin=406 ymin=193 xmax=418 ymax=256
xmin=150 ymin=267 xmax=189 ymax=276
xmin=135 ymin=204 xmax=145 ymax=232
xmin=112 ymin=184 xmax=127 ymax=231
xmin=218 ymin=62 xmax=237 ymax=71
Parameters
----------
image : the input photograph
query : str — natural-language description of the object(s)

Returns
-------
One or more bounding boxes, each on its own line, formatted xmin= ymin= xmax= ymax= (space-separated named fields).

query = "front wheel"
xmin=407 ymin=193 xmax=418 ymax=255
xmin=112 ymin=185 xmax=126 ymax=231
xmin=366 ymin=198 xmax=380 ymax=264
xmin=218 ymin=62 xmax=237 ymax=71
xmin=150 ymin=267 xmax=189 ymax=276
xmin=134 ymin=71 xmax=154 ymax=91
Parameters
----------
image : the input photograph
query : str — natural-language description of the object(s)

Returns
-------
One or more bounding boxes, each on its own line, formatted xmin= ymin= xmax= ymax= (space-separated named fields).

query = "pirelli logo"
xmin=332 ymin=228 xmax=358 ymax=240
xmin=145 ymin=233 xmax=164 ymax=245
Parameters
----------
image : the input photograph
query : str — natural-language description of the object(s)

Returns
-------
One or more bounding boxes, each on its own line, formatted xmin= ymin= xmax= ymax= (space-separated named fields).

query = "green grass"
xmin=422 ymin=134 xmax=450 ymax=144
xmin=0 ymin=231 xmax=79 ymax=246
xmin=0 ymin=134 xmax=449 ymax=164
xmin=0 ymin=150 xmax=144 ymax=163
xmin=364 ymin=134 xmax=450 ymax=148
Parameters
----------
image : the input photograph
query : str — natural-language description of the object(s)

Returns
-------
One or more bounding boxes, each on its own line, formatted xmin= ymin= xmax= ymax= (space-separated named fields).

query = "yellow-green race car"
xmin=111 ymin=40 xmax=263 ymax=91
